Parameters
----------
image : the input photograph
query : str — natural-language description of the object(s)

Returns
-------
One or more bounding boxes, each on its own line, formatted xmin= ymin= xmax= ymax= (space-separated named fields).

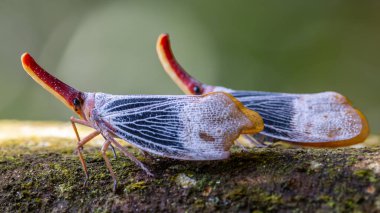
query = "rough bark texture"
xmin=0 ymin=121 xmax=379 ymax=212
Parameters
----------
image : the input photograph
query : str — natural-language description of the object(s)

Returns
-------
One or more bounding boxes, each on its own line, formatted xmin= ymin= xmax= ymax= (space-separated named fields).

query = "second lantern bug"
xmin=156 ymin=33 xmax=369 ymax=147
xmin=21 ymin=53 xmax=263 ymax=191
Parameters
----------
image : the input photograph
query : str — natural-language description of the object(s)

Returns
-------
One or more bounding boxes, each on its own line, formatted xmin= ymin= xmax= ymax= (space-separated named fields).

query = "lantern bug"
xmin=21 ymin=53 xmax=264 ymax=190
xmin=156 ymin=34 xmax=369 ymax=147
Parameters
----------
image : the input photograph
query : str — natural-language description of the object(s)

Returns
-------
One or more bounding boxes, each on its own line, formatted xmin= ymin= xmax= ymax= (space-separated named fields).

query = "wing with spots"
xmin=94 ymin=92 xmax=263 ymax=160
xmin=231 ymin=91 xmax=369 ymax=145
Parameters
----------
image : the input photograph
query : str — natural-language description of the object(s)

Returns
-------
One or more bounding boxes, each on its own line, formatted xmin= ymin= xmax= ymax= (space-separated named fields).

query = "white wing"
xmin=94 ymin=92 xmax=259 ymax=160
xmin=231 ymin=91 xmax=368 ymax=144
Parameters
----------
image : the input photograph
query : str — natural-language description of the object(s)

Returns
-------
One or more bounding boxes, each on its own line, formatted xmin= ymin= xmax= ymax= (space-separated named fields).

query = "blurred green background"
xmin=0 ymin=1 xmax=379 ymax=133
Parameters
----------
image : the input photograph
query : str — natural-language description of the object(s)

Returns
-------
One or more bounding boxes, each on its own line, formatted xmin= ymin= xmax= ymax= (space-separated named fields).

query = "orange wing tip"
xmin=239 ymin=106 xmax=264 ymax=134
xmin=221 ymin=92 xmax=264 ymax=135
xmin=351 ymin=109 xmax=370 ymax=144
xmin=289 ymin=109 xmax=370 ymax=148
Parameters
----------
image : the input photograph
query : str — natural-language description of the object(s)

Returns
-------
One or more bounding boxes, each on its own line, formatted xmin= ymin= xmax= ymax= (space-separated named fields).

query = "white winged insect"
xmin=21 ymin=53 xmax=264 ymax=191
xmin=156 ymin=34 xmax=369 ymax=147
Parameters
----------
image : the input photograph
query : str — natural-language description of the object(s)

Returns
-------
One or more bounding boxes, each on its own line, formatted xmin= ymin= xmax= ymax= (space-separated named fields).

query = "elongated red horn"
xmin=21 ymin=53 xmax=82 ymax=114
xmin=156 ymin=34 xmax=204 ymax=95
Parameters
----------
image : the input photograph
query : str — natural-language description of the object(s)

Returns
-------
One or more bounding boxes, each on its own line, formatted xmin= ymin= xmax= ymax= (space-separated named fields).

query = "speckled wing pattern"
xmin=94 ymin=92 xmax=258 ymax=160
xmin=231 ymin=91 xmax=364 ymax=143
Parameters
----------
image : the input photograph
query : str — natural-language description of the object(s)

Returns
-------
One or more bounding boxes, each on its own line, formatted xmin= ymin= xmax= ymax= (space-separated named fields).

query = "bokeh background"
xmin=0 ymin=1 xmax=379 ymax=133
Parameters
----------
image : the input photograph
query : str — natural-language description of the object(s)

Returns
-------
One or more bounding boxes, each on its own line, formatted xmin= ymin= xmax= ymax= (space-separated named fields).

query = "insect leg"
xmin=76 ymin=131 xmax=101 ymax=186
xmin=71 ymin=117 xmax=84 ymax=141
xmin=70 ymin=117 xmax=118 ymax=159
xmin=139 ymin=150 xmax=155 ymax=161
xmin=239 ymin=135 xmax=268 ymax=148
xmin=109 ymin=145 xmax=117 ymax=159
xmin=101 ymin=140 xmax=118 ymax=192
xmin=235 ymin=140 xmax=249 ymax=151
xmin=108 ymin=137 xmax=154 ymax=177
xmin=70 ymin=116 xmax=93 ymax=151
xmin=70 ymin=116 xmax=92 ymax=131
xmin=70 ymin=117 xmax=91 ymax=184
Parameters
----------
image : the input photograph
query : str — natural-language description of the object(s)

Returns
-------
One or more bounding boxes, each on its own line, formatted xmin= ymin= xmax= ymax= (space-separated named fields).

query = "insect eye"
xmin=193 ymin=86 xmax=201 ymax=95
xmin=73 ymin=98 xmax=81 ymax=107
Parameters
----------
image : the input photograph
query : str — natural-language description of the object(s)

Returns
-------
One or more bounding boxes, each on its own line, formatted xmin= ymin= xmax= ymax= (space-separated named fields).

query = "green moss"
xmin=21 ymin=181 xmax=33 ymax=189
xmin=224 ymin=187 xmax=247 ymax=200
xmin=0 ymin=128 xmax=380 ymax=211
xmin=124 ymin=181 xmax=147 ymax=193
xmin=354 ymin=169 xmax=378 ymax=183
xmin=319 ymin=195 xmax=335 ymax=208
xmin=58 ymin=183 xmax=75 ymax=198
xmin=345 ymin=199 xmax=358 ymax=210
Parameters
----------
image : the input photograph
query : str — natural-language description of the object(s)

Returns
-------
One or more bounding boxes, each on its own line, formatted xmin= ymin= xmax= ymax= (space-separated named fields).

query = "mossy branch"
xmin=0 ymin=121 xmax=379 ymax=212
